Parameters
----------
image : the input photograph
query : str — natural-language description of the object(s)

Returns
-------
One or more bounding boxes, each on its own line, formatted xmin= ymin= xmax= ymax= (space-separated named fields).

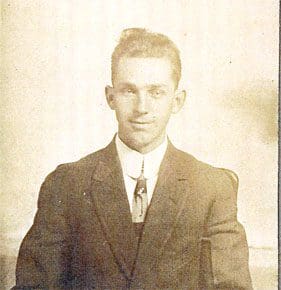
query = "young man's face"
xmin=106 ymin=57 xmax=185 ymax=153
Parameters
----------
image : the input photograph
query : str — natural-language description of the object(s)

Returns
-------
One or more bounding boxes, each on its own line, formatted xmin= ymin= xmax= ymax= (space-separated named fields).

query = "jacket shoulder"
xmin=51 ymin=142 xmax=114 ymax=176
xmin=41 ymin=145 xmax=112 ymax=194
xmin=172 ymin=147 xmax=238 ymax=194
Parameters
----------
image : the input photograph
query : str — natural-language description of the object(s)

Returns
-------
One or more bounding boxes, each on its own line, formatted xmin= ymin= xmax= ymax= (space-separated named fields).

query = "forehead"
xmin=113 ymin=57 xmax=174 ymax=88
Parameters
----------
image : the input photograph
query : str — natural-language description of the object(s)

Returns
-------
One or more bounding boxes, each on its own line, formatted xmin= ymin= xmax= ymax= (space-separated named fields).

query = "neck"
xmin=118 ymin=134 xmax=166 ymax=154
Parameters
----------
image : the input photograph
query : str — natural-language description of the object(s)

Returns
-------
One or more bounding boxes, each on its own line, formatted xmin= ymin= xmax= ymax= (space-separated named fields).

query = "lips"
xmin=129 ymin=119 xmax=154 ymax=129
xmin=129 ymin=118 xmax=154 ymax=124
xmin=130 ymin=120 xmax=154 ymax=125
xmin=131 ymin=121 xmax=153 ymax=124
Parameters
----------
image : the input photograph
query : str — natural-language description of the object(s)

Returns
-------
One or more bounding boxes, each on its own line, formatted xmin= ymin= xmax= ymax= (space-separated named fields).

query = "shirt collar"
xmin=115 ymin=134 xmax=168 ymax=179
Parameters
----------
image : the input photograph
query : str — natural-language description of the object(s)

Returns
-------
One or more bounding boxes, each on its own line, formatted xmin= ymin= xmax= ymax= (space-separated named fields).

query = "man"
xmin=14 ymin=28 xmax=252 ymax=289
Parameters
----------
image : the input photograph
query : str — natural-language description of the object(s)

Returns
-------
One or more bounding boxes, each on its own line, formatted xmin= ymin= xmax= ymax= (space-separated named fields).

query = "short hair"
xmin=111 ymin=28 xmax=181 ymax=88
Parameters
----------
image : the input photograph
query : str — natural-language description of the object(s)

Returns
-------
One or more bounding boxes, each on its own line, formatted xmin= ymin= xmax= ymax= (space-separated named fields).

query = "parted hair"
xmin=111 ymin=28 xmax=181 ymax=88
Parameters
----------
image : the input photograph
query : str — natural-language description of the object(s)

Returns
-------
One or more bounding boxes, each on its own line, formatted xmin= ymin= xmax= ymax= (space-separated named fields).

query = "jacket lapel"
xmin=87 ymin=140 xmax=137 ymax=280
xmin=133 ymin=142 xmax=194 ymax=277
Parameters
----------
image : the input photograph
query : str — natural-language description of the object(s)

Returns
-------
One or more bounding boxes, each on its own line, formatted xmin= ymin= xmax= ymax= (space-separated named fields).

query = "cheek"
xmin=153 ymin=100 xmax=173 ymax=118
xmin=114 ymin=99 xmax=132 ymax=115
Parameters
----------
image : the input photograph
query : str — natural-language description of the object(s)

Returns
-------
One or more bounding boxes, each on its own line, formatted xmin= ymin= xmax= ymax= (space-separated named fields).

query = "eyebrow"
xmin=117 ymin=83 xmax=168 ymax=89
xmin=116 ymin=82 xmax=136 ymax=88
xmin=146 ymin=84 xmax=168 ymax=90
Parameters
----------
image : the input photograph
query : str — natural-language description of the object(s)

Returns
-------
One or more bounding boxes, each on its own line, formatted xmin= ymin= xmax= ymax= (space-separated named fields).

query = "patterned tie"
xmin=132 ymin=160 xmax=148 ymax=223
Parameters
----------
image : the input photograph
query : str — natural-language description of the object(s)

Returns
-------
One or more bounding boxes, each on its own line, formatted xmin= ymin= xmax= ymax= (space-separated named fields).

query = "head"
xmin=106 ymin=28 xmax=186 ymax=153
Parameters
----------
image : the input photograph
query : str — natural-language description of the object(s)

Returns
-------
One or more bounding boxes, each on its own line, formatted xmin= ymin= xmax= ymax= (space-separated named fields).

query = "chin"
xmin=120 ymin=132 xmax=146 ymax=149
xmin=127 ymin=137 xmax=150 ymax=151
xmin=125 ymin=132 xmax=163 ymax=153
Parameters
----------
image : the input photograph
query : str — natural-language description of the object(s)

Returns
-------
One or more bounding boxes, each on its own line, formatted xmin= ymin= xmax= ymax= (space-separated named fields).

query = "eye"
xmin=149 ymin=89 xmax=165 ymax=98
xmin=121 ymin=87 xmax=136 ymax=95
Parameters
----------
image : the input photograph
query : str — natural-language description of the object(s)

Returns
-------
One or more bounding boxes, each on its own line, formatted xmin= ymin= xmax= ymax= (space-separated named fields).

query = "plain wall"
xmin=1 ymin=1 xmax=278 ymax=289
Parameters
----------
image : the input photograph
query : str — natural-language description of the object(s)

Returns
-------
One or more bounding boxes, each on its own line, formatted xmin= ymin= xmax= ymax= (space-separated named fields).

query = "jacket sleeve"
xmin=205 ymin=168 xmax=253 ymax=290
xmin=13 ymin=166 xmax=73 ymax=289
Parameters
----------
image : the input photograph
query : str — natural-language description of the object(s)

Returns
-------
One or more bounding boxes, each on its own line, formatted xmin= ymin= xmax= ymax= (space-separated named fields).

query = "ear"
xmin=171 ymin=90 xmax=186 ymax=114
xmin=105 ymin=85 xmax=116 ymax=110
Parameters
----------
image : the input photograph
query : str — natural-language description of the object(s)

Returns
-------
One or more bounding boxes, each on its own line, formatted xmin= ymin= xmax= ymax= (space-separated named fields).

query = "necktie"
xmin=132 ymin=160 xmax=148 ymax=223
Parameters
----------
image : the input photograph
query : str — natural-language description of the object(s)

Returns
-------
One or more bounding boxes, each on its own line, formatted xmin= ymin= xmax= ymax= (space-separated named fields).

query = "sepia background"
xmin=1 ymin=0 xmax=278 ymax=289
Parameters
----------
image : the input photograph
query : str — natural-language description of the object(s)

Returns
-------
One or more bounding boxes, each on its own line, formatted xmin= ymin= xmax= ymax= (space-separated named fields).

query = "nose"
xmin=134 ymin=92 xmax=149 ymax=114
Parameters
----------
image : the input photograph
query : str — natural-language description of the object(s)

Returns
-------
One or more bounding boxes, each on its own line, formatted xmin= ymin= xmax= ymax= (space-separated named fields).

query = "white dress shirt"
xmin=115 ymin=135 xmax=168 ymax=213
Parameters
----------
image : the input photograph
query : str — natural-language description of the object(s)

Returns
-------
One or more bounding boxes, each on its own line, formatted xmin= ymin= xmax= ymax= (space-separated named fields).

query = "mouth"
xmin=130 ymin=118 xmax=154 ymax=124
xmin=129 ymin=120 xmax=154 ymax=129
xmin=130 ymin=121 xmax=153 ymax=124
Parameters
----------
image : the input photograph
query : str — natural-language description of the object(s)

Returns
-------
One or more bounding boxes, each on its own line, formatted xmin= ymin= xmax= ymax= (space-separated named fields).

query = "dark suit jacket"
xmin=14 ymin=139 xmax=252 ymax=289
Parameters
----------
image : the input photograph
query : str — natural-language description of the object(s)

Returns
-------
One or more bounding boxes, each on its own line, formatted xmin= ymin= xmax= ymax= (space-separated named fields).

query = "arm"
xmin=205 ymin=168 xmax=253 ymax=290
xmin=14 ymin=166 xmax=72 ymax=289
